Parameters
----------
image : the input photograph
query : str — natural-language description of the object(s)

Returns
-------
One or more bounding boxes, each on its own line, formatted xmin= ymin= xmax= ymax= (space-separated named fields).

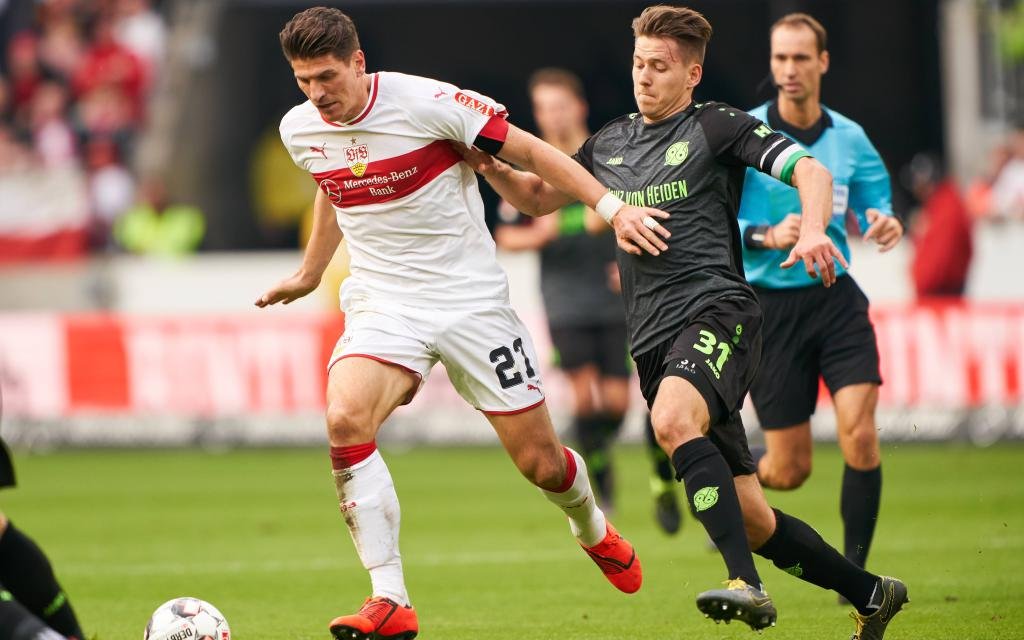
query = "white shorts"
xmin=329 ymin=297 xmax=546 ymax=415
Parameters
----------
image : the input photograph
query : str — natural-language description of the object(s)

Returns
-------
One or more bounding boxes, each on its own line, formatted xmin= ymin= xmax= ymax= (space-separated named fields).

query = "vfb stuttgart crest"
xmin=344 ymin=142 xmax=369 ymax=177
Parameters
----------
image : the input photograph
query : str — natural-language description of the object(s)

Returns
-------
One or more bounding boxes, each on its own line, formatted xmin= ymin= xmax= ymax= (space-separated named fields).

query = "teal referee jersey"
xmin=738 ymin=102 xmax=893 ymax=289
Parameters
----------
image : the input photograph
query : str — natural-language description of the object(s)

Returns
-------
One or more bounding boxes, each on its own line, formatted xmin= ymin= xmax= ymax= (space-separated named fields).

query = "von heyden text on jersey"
xmin=611 ymin=179 xmax=688 ymax=208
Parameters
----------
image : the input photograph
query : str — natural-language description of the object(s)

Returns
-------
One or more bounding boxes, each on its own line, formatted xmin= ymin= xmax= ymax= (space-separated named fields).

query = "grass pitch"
xmin=5 ymin=442 xmax=1023 ymax=639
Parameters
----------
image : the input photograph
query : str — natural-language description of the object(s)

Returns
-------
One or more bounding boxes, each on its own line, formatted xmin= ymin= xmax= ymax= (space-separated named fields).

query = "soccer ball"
xmin=144 ymin=597 xmax=231 ymax=640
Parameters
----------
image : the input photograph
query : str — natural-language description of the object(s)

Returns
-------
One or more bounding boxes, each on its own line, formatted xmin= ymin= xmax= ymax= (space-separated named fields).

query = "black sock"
xmin=643 ymin=414 xmax=675 ymax=483
xmin=575 ymin=415 xmax=618 ymax=507
xmin=0 ymin=523 xmax=83 ymax=639
xmin=0 ymin=588 xmax=62 ymax=640
xmin=841 ymin=464 xmax=882 ymax=568
xmin=672 ymin=437 xmax=760 ymax=586
xmin=755 ymin=508 xmax=879 ymax=612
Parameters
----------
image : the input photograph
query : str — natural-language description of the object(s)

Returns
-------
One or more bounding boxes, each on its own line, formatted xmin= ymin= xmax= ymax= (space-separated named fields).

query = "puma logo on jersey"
xmin=454 ymin=91 xmax=496 ymax=117
xmin=310 ymin=142 xmax=328 ymax=159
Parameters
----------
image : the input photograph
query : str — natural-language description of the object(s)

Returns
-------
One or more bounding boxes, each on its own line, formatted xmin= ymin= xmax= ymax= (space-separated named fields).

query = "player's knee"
xmin=650 ymin=408 xmax=704 ymax=453
xmin=520 ymin=449 xmax=565 ymax=490
xmin=845 ymin=423 xmax=880 ymax=461
xmin=325 ymin=399 xmax=376 ymax=446
xmin=764 ymin=459 xmax=811 ymax=490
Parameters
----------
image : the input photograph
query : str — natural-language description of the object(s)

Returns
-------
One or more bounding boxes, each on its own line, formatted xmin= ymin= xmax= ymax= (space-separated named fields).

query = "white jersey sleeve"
xmin=279 ymin=109 xmax=313 ymax=172
xmin=391 ymin=73 xmax=509 ymax=147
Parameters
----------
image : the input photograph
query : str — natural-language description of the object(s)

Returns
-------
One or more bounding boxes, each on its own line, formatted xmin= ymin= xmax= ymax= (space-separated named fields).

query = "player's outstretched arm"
xmin=780 ymin=156 xmax=848 ymax=287
xmin=255 ymin=188 xmax=343 ymax=307
xmin=452 ymin=141 xmax=571 ymax=218
xmin=473 ymin=125 xmax=670 ymax=256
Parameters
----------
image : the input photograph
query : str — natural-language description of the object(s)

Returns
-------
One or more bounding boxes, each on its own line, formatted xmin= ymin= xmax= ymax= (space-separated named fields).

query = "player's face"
xmin=770 ymin=25 xmax=829 ymax=103
xmin=530 ymin=84 xmax=587 ymax=140
xmin=632 ymin=36 xmax=701 ymax=123
xmin=290 ymin=52 xmax=368 ymax=123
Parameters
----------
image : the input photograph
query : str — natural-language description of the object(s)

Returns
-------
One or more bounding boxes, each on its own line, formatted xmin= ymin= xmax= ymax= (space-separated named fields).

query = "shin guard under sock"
xmin=755 ymin=508 xmax=878 ymax=611
xmin=841 ymin=464 xmax=882 ymax=568
xmin=672 ymin=437 xmax=760 ymax=586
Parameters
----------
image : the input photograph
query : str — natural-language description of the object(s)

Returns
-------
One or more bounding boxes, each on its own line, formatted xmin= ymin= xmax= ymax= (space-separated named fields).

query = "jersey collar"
xmin=321 ymin=72 xmax=380 ymax=128
xmin=767 ymin=100 xmax=832 ymax=147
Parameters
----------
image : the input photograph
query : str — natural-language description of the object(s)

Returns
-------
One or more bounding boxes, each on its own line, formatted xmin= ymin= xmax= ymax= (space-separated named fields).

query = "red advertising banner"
xmin=1 ymin=304 xmax=1022 ymax=420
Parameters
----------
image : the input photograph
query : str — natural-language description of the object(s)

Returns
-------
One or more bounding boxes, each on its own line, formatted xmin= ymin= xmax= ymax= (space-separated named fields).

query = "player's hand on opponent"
xmin=863 ymin=208 xmax=903 ymax=252
xmin=255 ymin=272 xmax=319 ymax=307
xmin=780 ymin=229 xmax=849 ymax=287
xmin=611 ymin=206 xmax=671 ymax=256
xmin=450 ymin=141 xmax=501 ymax=177
xmin=765 ymin=213 xmax=802 ymax=250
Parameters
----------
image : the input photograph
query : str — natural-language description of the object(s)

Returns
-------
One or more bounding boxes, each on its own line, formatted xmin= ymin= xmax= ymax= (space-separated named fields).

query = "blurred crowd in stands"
xmin=0 ymin=0 xmax=203 ymax=260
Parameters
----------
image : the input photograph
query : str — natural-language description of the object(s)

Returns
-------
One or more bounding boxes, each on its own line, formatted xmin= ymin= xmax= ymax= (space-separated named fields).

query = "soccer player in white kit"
xmin=256 ymin=8 xmax=672 ymax=639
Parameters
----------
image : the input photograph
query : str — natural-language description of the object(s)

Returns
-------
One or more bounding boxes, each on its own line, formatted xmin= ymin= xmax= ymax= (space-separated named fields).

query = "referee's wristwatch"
xmin=744 ymin=225 xmax=773 ymax=249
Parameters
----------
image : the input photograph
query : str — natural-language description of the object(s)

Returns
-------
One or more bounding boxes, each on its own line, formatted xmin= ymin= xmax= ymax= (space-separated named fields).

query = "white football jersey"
xmin=280 ymin=71 xmax=512 ymax=308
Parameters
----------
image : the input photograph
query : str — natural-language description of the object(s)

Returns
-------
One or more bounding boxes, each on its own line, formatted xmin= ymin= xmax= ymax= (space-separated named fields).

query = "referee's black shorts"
xmin=634 ymin=294 xmax=763 ymax=476
xmin=750 ymin=275 xmax=882 ymax=430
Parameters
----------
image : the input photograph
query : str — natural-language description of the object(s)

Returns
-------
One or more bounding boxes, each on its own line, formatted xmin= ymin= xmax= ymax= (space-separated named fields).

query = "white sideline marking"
xmin=60 ymin=548 xmax=576 ymax=577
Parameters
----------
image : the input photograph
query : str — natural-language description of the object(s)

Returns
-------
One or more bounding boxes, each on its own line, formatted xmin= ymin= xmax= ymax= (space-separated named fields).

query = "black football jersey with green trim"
xmin=574 ymin=101 xmax=810 ymax=355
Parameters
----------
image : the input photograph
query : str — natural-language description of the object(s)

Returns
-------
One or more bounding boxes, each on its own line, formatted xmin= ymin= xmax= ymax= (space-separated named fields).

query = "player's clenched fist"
xmin=255 ymin=272 xmax=319 ymax=307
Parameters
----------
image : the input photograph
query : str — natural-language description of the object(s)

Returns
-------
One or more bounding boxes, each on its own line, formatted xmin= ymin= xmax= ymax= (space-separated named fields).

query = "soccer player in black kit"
xmin=455 ymin=5 xmax=908 ymax=638
xmin=0 ymin=437 xmax=83 ymax=640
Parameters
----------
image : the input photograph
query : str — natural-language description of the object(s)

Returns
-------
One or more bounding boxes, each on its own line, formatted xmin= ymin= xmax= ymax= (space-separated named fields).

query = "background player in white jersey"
xmin=255 ymin=7 xmax=670 ymax=640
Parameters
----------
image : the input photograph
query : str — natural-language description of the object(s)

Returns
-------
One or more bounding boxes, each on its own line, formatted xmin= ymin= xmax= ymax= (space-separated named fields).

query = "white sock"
xmin=332 ymin=450 xmax=410 ymax=606
xmin=540 ymin=447 xmax=607 ymax=547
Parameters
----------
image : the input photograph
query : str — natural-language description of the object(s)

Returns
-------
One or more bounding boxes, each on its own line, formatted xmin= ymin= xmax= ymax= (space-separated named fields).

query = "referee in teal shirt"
xmin=737 ymin=13 xmax=904 ymax=595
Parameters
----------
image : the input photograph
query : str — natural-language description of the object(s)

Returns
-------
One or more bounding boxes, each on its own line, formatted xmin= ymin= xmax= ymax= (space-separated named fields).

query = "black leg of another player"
xmin=672 ymin=438 xmax=761 ymax=586
xmin=0 ymin=586 xmax=63 ymax=640
xmin=841 ymin=464 xmax=882 ymax=568
xmin=575 ymin=414 xmax=619 ymax=509
xmin=755 ymin=508 xmax=880 ymax=614
xmin=0 ymin=523 xmax=83 ymax=639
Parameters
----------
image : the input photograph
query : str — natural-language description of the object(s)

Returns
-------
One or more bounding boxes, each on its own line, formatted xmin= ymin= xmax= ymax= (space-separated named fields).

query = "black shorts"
xmin=634 ymin=295 xmax=763 ymax=476
xmin=750 ymin=275 xmax=882 ymax=430
xmin=549 ymin=322 xmax=630 ymax=378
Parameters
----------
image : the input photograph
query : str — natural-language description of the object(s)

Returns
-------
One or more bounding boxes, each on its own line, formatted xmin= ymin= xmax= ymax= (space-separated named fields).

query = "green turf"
xmin=4 ymin=442 xmax=1023 ymax=639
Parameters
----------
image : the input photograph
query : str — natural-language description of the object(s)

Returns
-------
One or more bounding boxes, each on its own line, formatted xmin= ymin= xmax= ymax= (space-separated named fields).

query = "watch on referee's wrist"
xmin=745 ymin=225 xmax=773 ymax=249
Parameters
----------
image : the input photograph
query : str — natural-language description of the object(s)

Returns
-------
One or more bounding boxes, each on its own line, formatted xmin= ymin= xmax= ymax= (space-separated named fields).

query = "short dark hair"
xmin=631 ymin=5 xmax=712 ymax=64
xmin=771 ymin=13 xmax=827 ymax=53
xmin=527 ymin=68 xmax=586 ymax=101
xmin=279 ymin=6 xmax=360 ymax=61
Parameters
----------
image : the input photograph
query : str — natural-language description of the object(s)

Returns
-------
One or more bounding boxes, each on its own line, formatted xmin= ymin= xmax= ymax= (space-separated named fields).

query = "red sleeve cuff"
xmin=478 ymin=115 xmax=509 ymax=144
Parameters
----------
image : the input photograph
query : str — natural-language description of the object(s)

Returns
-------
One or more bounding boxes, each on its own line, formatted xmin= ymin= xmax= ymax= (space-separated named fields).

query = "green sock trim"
xmin=43 ymin=591 xmax=67 ymax=617
xmin=0 ymin=590 xmax=12 ymax=602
